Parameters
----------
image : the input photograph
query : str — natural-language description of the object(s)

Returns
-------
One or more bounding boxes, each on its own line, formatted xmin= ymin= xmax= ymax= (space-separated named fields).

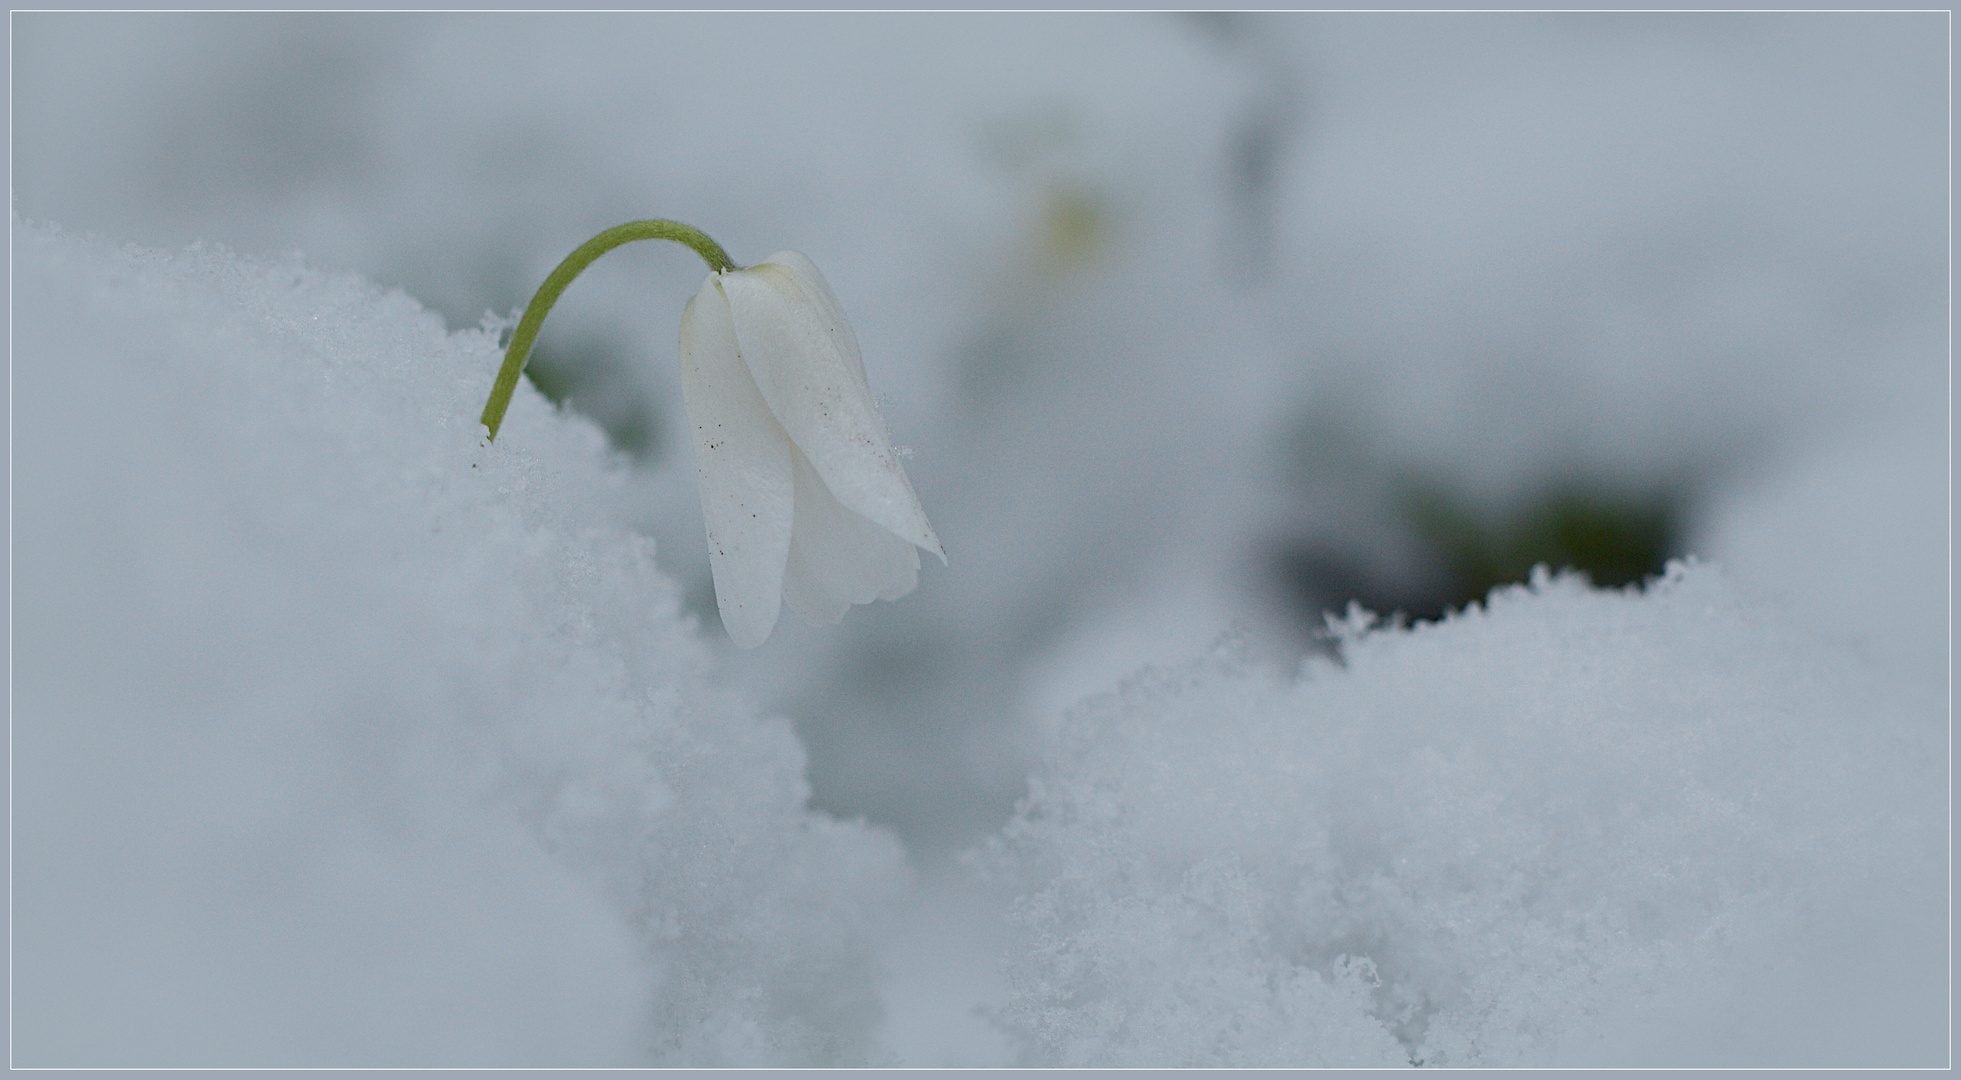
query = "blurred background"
xmin=13 ymin=11 xmax=1947 ymax=869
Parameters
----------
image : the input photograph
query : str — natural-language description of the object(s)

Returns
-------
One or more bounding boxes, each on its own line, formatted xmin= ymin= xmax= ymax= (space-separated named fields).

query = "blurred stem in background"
xmin=1182 ymin=11 xmax=1309 ymax=282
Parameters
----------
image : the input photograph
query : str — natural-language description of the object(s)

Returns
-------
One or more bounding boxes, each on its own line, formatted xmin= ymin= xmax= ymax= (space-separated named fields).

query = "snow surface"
xmin=10 ymin=11 xmax=1950 ymax=1068
xmin=987 ymin=564 xmax=1946 ymax=1066
xmin=12 ymin=225 xmax=905 ymax=1066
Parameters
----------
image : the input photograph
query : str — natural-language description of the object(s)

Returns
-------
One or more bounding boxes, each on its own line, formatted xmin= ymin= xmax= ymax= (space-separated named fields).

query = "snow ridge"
xmin=12 ymin=223 xmax=906 ymax=1067
xmin=990 ymin=564 xmax=1946 ymax=1067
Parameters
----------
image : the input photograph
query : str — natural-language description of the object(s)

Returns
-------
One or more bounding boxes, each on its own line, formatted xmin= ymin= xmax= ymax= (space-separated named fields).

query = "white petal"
xmin=781 ymin=547 xmax=849 ymax=626
xmin=718 ymin=253 xmax=945 ymax=563
xmin=786 ymin=446 xmax=920 ymax=612
xmin=678 ymin=274 xmax=794 ymax=649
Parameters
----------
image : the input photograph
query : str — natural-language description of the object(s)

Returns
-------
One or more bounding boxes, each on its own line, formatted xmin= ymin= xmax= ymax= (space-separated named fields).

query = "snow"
xmin=11 ymin=225 xmax=905 ymax=1066
xmin=988 ymin=563 xmax=1946 ymax=1067
xmin=10 ymin=10 xmax=1949 ymax=1068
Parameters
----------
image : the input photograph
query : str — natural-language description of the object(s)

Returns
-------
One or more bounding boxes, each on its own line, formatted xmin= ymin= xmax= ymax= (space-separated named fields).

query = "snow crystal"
xmin=10 ymin=223 xmax=906 ymax=1067
xmin=988 ymin=563 xmax=1946 ymax=1067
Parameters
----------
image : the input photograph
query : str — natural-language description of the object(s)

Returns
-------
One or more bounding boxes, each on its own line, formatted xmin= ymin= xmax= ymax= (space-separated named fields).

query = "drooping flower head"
xmin=479 ymin=222 xmax=943 ymax=648
xmin=679 ymin=252 xmax=944 ymax=647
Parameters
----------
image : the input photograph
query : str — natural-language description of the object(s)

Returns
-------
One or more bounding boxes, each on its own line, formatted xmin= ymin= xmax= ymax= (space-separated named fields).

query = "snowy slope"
xmin=12 ymin=224 xmax=905 ymax=1066
xmin=989 ymin=564 xmax=1946 ymax=1066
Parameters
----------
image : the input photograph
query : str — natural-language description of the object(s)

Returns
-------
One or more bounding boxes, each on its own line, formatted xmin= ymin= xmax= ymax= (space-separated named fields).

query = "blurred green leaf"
xmin=1400 ymin=475 xmax=1680 ymax=614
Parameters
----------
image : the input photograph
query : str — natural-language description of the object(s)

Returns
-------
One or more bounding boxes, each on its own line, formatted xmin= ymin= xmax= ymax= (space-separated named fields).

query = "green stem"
xmin=480 ymin=220 xmax=738 ymax=441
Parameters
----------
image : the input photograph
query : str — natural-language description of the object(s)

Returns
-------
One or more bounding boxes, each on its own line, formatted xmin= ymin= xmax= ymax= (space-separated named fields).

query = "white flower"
xmin=677 ymin=251 xmax=945 ymax=648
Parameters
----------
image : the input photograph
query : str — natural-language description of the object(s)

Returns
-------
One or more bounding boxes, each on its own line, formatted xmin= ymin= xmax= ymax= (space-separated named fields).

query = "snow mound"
xmin=989 ymin=562 xmax=1946 ymax=1067
xmin=11 ymin=222 xmax=906 ymax=1067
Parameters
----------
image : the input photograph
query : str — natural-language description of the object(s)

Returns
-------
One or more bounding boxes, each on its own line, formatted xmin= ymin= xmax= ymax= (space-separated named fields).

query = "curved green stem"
xmin=480 ymin=220 xmax=737 ymax=441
